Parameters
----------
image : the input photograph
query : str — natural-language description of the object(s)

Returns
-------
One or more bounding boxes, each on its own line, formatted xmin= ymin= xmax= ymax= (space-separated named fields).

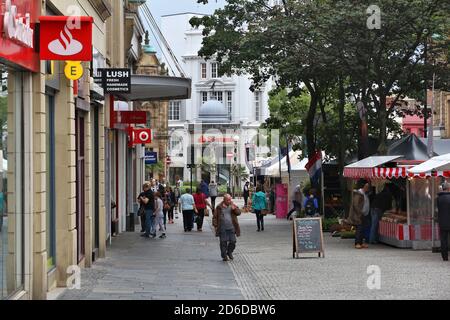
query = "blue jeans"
xmin=369 ymin=208 xmax=382 ymax=243
xmin=144 ymin=209 xmax=155 ymax=236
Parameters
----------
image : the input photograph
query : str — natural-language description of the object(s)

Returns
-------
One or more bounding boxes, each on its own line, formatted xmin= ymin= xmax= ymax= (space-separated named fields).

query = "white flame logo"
xmin=48 ymin=24 xmax=83 ymax=56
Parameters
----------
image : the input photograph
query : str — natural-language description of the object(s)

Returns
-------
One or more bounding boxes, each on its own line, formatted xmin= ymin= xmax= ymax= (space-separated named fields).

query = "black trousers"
xmin=140 ymin=213 xmax=146 ymax=232
xmin=244 ymin=195 xmax=249 ymax=206
xmin=355 ymin=215 xmax=370 ymax=245
xmin=211 ymin=197 xmax=216 ymax=209
xmin=168 ymin=206 xmax=174 ymax=221
xmin=255 ymin=210 xmax=264 ymax=230
xmin=196 ymin=208 xmax=205 ymax=230
xmin=286 ymin=200 xmax=301 ymax=219
xmin=440 ymin=229 xmax=450 ymax=260
xmin=183 ymin=210 xmax=194 ymax=231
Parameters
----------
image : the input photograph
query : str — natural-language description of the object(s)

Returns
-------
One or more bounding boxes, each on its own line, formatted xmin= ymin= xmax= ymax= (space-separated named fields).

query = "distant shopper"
xmin=369 ymin=184 xmax=393 ymax=244
xmin=153 ymin=192 xmax=166 ymax=239
xmin=213 ymin=194 xmax=241 ymax=261
xmin=200 ymin=180 xmax=209 ymax=197
xmin=286 ymin=184 xmax=302 ymax=220
xmin=243 ymin=181 xmax=250 ymax=207
xmin=437 ymin=182 xmax=450 ymax=261
xmin=209 ymin=180 xmax=218 ymax=209
xmin=179 ymin=188 xmax=196 ymax=232
xmin=166 ymin=187 xmax=176 ymax=224
xmin=139 ymin=183 xmax=156 ymax=238
xmin=193 ymin=187 xmax=212 ymax=232
xmin=252 ymin=185 xmax=268 ymax=232
xmin=348 ymin=179 xmax=371 ymax=249
xmin=303 ymin=189 xmax=319 ymax=217
xmin=137 ymin=183 xmax=150 ymax=232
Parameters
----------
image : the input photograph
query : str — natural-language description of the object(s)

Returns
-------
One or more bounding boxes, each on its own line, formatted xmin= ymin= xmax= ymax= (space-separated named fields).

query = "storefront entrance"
xmin=76 ymin=112 xmax=86 ymax=262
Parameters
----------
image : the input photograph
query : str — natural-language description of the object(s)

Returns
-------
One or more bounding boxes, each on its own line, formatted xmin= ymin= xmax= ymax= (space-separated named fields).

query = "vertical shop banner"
xmin=39 ymin=16 xmax=93 ymax=61
xmin=276 ymin=183 xmax=288 ymax=219
xmin=0 ymin=0 xmax=39 ymax=71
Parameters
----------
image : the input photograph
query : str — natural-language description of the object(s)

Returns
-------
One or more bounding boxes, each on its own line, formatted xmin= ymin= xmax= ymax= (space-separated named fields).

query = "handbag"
xmin=261 ymin=209 xmax=269 ymax=216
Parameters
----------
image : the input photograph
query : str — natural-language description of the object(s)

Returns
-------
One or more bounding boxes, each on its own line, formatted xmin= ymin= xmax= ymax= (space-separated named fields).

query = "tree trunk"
xmin=338 ymin=77 xmax=350 ymax=217
xmin=305 ymin=91 xmax=319 ymax=189
xmin=377 ymin=94 xmax=388 ymax=155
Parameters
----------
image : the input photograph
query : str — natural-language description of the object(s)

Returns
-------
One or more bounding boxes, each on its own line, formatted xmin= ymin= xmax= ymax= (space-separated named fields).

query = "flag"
xmin=305 ymin=150 xmax=322 ymax=186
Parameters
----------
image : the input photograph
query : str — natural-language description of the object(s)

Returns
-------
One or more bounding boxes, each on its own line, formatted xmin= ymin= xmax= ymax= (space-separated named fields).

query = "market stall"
xmin=343 ymin=134 xmax=437 ymax=249
xmin=407 ymin=153 xmax=450 ymax=250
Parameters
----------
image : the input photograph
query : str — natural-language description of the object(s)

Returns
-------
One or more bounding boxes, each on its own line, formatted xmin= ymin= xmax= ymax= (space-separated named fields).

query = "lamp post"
xmin=233 ymin=135 xmax=240 ymax=198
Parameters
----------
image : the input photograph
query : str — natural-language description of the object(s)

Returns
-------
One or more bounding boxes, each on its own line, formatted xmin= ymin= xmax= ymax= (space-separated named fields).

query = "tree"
xmin=191 ymin=0 xmax=450 ymax=155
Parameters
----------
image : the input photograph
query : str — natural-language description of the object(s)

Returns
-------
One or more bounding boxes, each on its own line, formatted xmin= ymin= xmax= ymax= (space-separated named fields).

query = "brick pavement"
xmin=57 ymin=196 xmax=450 ymax=300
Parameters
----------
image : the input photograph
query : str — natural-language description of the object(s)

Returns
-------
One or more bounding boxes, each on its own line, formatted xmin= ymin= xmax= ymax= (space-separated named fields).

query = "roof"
xmin=419 ymin=138 xmax=450 ymax=156
xmin=345 ymin=156 xmax=402 ymax=169
xmin=114 ymin=75 xmax=191 ymax=101
xmin=387 ymin=133 xmax=435 ymax=161
xmin=408 ymin=153 xmax=450 ymax=174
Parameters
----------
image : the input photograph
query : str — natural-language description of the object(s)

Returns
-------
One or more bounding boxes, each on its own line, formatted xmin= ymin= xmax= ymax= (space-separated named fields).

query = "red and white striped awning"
xmin=372 ymin=167 xmax=408 ymax=178
xmin=344 ymin=166 xmax=450 ymax=179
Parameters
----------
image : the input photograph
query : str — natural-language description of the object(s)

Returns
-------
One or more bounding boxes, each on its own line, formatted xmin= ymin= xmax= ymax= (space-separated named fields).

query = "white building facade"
xmin=161 ymin=13 xmax=273 ymax=184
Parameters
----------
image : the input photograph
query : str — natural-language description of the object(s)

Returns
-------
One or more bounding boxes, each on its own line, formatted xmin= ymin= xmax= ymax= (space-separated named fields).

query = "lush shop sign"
xmin=0 ymin=0 xmax=39 ymax=72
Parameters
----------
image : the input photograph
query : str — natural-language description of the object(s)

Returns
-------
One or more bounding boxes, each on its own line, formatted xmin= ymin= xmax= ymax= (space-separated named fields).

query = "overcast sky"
xmin=147 ymin=0 xmax=226 ymax=25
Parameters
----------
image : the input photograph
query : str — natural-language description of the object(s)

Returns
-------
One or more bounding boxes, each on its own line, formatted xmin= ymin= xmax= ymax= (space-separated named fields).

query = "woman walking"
xmin=252 ymin=185 xmax=268 ymax=232
xmin=154 ymin=192 xmax=166 ymax=239
xmin=193 ymin=187 xmax=212 ymax=232
xmin=166 ymin=187 xmax=176 ymax=224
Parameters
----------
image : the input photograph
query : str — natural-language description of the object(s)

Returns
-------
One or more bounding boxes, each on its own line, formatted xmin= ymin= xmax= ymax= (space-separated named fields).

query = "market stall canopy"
xmin=387 ymin=134 xmax=436 ymax=161
xmin=407 ymin=153 xmax=450 ymax=176
xmin=419 ymin=138 xmax=450 ymax=156
xmin=265 ymin=151 xmax=304 ymax=177
xmin=114 ymin=75 xmax=191 ymax=101
xmin=343 ymin=155 xmax=402 ymax=178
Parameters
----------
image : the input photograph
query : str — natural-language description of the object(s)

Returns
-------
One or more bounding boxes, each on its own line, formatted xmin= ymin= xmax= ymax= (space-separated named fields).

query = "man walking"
xmin=179 ymin=188 xmax=196 ymax=232
xmin=348 ymin=179 xmax=370 ymax=249
xmin=286 ymin=184 xmax=302 ymax=220
xmin=437 ymin=182 xmax=450 ymax=261
xmin=209 ymin=180 xmax=218 ymax=209
xmin=243 ymin=181 xmax=250 ymax=207
xmin=212 ymin=194 xmax=241 ymax=261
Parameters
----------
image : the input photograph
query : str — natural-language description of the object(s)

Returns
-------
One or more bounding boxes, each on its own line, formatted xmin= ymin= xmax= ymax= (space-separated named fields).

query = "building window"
xmin=211 ymin=63 xmax=218 ymax=78
xmin=170 ymin=136 xmax=183 ymax=157
xmin=254 ymin=91 xmax=261 ymax=121
xmin=201 ymin=92 xmax=208 ymax=104
xmin=201 ymin=63 xmax=207 ymax=79
xmin=169 ymin=101 xmax=180 ymax=121
xmin=210 ymin=91 xmax=223 ymax=102
xmin=226 ymin=91 xmax=233 ymax=119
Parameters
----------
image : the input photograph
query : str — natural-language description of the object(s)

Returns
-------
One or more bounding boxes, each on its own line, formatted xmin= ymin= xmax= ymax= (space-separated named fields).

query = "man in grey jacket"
xmin=437 ymin=182 xmax=450 ymax=261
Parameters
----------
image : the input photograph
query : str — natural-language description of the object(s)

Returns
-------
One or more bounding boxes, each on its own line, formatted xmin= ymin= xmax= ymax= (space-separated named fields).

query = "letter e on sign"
xmin=64 ymin=61 xmax=83 ymax=80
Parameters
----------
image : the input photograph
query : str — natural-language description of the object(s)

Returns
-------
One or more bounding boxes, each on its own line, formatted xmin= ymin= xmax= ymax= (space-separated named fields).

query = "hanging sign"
xmin=145 ymin=151 xmax=158 ymax=165
xmin=64 ymin=61 xmax=83 ymax=80
xmin=128 ymin=128 xmax=152 ymax=147
xmin=95 ymin=68 xmax=131 ymax=93
xmin=0 ymin=0 xmax=39 ymax=72
xmin=115 ymin=111 xmax=147 ymax=124
xmin=39 ymin=16 xmax=93 ymax=61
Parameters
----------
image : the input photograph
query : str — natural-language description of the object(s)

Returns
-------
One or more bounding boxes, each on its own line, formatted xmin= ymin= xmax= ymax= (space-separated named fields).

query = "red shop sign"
xmin=0 ymin=0 xmax=39 ymax=72
xmin=128 ymin=128 xmax=152 ymax=147
xmin=39 ymin=16 xmax=93 ymax=61
xmin=115 ymin=111 xmax=147 ymax=124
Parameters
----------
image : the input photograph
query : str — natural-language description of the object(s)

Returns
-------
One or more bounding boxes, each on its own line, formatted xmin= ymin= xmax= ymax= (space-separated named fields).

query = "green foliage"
xmin=191 ymin=0 xmax=450 ymax=155
xmin=322 ymin=217 xmax=340 ymax=232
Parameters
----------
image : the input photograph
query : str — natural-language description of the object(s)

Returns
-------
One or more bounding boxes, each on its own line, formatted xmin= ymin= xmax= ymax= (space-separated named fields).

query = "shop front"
xmin=0 ymin=0 xmax=40 ymax=299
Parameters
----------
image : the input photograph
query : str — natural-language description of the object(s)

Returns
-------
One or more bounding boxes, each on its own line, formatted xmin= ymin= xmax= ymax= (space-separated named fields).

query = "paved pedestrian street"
xmin=58 ymin=199 xmax=450 ymax=300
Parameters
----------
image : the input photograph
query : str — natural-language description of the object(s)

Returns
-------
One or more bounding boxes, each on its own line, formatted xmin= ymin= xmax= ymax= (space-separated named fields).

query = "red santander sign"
xmin=128 ymin=128 xmax=152 ymax=147
xmin=0 ymin=0 xmax=39 ymax=72
xmin=39 ymin=16 xmax=93 ymax=61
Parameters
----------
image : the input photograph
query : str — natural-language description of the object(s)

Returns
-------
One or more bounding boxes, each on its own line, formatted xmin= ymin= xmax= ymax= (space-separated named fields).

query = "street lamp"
xmin=232 ymin=135 xmax=240 ymax=198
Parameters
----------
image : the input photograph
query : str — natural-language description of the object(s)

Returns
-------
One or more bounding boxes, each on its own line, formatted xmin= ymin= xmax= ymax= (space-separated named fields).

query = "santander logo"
xmin=48 ymin=24 xmax=83 ymax=56
xmin=3 ymin=0 xmax=34 ymax=48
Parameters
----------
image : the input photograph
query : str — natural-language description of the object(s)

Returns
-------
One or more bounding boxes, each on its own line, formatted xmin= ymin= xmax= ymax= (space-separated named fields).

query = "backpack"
xmin=305 ymin=197 xmax=315 ymax=216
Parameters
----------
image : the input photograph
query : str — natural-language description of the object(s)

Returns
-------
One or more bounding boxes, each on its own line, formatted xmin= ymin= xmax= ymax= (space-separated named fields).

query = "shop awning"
xmin=343 ymin=155 xmax=402 ymax=178
xmin=114 ymin=75 xmax=191 ymax=101
xmin=407 ymin=153 xmax=450 ymax=177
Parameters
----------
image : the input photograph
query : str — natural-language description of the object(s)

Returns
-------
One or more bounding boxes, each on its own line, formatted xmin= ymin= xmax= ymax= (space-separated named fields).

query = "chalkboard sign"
xmin=293 ymin=218 xmax=325 ymax=258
